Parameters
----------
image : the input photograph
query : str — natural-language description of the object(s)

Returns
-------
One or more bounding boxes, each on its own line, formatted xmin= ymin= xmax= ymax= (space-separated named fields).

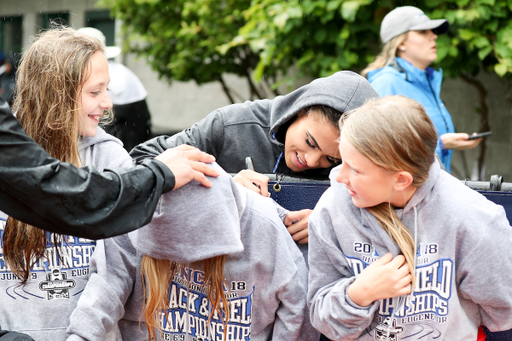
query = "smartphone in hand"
xmin=468 ymin=131 xmax=492 ymax=140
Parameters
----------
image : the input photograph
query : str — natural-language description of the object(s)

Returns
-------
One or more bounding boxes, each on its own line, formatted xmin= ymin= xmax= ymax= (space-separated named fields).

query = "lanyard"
xmin=273 ymin=152 xmax=283 ymax=174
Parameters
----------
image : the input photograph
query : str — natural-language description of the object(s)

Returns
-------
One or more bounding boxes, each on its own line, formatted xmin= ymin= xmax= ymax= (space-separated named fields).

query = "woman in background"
xmin=362 ymin=6 xmax=480 ymax=173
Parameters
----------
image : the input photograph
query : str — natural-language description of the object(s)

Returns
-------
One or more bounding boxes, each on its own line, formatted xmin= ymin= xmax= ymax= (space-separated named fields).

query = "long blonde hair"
xmin=142 ymin=255 xmax=230 ymax=340
xmin=3 ymin=26 xmax=108 ymax=283
xmin=340 ymin=96 xmax=438 ymax=284
xmin=360 ymin=33 xmax=408 ymax=78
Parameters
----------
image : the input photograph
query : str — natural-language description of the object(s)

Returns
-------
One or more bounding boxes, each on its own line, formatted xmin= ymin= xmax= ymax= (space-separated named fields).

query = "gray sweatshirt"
xmin=66 ymin=163 xmax=319 ymax=341
xmin=307 ymin=159 xmax=512 ymax=340
xmin=131 ymin=71 xmax=378 ymax=178
xmin=0 ymin=128 xmax=131 ymax=340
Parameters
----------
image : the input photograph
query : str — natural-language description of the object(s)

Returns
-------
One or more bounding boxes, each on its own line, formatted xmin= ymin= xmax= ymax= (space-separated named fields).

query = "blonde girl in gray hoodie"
xmin=308 ymin=95 xmax=512 ymax=340
xmin=0 ymin=27 xmax=126 ymax=340
xmin=66 ymin=163 xmax=319 ymax=341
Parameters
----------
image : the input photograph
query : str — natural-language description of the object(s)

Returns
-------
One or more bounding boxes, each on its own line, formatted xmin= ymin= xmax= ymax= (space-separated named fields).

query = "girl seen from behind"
xmin=66 ymin=163 xmax=318 ymax=341
xmin=307 ymin=95 xmax=512 ymax=340
xmin=0 ymin=27 xmax=132 ymax=340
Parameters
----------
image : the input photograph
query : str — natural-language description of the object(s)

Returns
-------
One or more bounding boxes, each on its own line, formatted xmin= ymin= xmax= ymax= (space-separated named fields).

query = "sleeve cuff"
xmin=142 ymin=158 xmax=175 ymax=193
xmin=272 ymin=200 xmax=290 ymax=221
xmin=343 ymin=277 xmax=379 ymax=311
xmin=66 ymin=335 xmax=87 ymax=341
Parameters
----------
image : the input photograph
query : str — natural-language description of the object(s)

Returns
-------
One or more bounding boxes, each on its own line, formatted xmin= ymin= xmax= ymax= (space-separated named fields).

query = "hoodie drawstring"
xmin=272 ymin=152 xmax=284 ymax=192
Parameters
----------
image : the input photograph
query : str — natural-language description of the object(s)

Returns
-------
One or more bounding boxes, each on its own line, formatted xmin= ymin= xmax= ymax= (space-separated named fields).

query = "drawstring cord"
xmin=273 ymin=173 xmax=285 ymax=192
xmin=272 ymin=152 xmax=284 ymax=192
xmin=272 ymin=152 xmax=283 ymax=174
xmin=271 ymin=132 xmax=287 ymax=192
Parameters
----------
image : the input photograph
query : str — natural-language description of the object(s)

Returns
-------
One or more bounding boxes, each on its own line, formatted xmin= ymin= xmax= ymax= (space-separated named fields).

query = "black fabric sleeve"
xmin=0 ymin=97 xmax=174 ymax=239
xmin=0 ymin=328 xmax=34 ymax=340
xmin=130 ymin=108 xmax=225 ymax=163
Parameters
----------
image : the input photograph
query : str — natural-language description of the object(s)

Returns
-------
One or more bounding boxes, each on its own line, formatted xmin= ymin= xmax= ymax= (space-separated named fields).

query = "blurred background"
xmin=1 ymin=0 xmax=512 ymax=181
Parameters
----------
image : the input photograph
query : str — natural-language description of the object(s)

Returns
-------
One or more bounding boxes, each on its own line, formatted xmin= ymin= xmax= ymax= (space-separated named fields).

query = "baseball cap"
xmin=380 ymin=6 xmax=449 ymax=44
xmin=77 ymin=27 xmax=121 ymax=59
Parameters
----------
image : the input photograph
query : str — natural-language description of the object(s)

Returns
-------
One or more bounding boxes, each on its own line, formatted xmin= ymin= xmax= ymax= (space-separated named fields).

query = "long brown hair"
xmin=142 ymin=255 xmax=230 ymax=340
xmin=3 ymin=26 xmax=106 ymax=283
xmin=340 ymin=96 xmax=438 ymax=284
xmin=360 ymin=33 xmax=408 ymax=78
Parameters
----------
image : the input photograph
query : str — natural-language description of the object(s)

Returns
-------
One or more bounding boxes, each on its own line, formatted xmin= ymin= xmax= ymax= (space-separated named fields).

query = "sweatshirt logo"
xmin=38 ymin=268 xmax=76 ymax=300
xmin=347 ymin=253 xmax=454 ymax=339
xmin=159 ymin=267 xmax=253 ymax=341
xmin=0 ymin=226 xmax=94 ymax=300
xmin=374 ymin=318 xmax=404 ymax=341
xmin=378 ymin=259 xmax=453 ymax=319
xmin=0 ymin=231 xmax=95 ymax=276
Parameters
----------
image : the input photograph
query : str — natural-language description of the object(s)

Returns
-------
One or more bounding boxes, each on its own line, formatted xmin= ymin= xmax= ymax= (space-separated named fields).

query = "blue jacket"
xmin=368 ymin=57 xmax=455 ymax=172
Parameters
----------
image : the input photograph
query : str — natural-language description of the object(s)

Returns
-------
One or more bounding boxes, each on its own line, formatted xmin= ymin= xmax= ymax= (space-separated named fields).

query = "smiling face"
xmin=335 ymin=132 xmax=399 ymax=208
xmin=284 ymin=111 xmax=341 ymax=172
xmin=397 ymin=29 xmax=438 ymax=70
xmin=78 ymin=51 xmax=112 ymax=137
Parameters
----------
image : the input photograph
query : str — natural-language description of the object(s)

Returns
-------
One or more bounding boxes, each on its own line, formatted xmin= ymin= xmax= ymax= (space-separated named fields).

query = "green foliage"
xmin=220 ymin=0 xmax=383 ymax=85
xmin=430 ymin=0 xmax=512 ymax=78
xmin=100 ymin=0 xmax=512 ymax=96
xmin=98 ymin=0 xmax=256 ymax=86
xmin=221 ymin=0 xmax=512 ymax=84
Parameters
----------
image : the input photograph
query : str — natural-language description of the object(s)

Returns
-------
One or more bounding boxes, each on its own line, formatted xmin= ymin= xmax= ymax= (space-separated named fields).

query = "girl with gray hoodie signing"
xmin=307 ymin=95 xmax=512 ymax=340
xmin=131 ymin=71 xmax=379 ymax=245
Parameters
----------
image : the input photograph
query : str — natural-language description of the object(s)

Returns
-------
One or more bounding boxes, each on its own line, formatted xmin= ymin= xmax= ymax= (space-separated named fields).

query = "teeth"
xmin=296 ymin=152 xmax=306 ymax=166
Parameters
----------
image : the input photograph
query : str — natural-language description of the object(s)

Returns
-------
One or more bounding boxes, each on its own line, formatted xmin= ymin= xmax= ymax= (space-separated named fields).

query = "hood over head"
xmin=129 ymin=162 xmax=245 ymax=263
xmin=269 ymin=71 xmax=379 ymax=144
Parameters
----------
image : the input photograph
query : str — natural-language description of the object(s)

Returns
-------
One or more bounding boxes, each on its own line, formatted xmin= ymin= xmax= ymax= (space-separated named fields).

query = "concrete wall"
xmin=0 ymin=0 xmax=97 ymax=44
xmin=0 ymin=0 xmax=253 ymax=135
xmin=124 ymin=54 xmax=250 ymax=135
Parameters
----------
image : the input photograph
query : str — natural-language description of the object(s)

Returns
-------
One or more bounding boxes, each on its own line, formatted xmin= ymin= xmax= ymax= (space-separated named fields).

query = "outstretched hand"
xmin=155 ymin=145 xmax=219 ymax=189
xmin=347 ymin=253 xmax=412 ymax=307
xmin=441 ymin=133 xmax=481 ymax=150
xmin=284 ymin=209 xmax=312 ymax=244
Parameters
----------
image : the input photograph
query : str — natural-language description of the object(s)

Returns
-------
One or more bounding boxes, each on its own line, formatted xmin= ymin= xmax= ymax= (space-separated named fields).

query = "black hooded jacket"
xmin=0 ymin=97 xmax=174 ymax=240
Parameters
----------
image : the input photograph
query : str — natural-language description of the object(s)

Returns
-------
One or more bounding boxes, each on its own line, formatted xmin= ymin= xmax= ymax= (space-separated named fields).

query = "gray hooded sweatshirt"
xmin=307 ymin=159 xmax=512 ymax=340
xmin=131 ymin=71 xmax=378 ymax=178
xmin=66 ymin=163 xmax=319 ymax=341
xmin=0 ymin=128 xmax=131 ymax=340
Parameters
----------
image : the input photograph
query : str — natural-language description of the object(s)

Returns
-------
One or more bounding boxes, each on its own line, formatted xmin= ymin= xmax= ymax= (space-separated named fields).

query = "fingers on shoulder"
xmin=191 ymin=170 xmax=212 ymax=188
